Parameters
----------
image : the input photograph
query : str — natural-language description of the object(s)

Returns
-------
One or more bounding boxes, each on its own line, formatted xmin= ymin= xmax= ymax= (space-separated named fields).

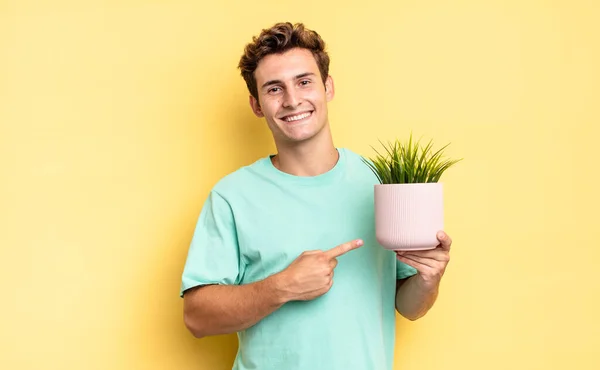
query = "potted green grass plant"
xmin=362 ymin=134 xmax=462 ymax=251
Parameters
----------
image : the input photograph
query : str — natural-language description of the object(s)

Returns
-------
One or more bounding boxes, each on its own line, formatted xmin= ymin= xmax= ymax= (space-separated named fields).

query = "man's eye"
xmin=300 ymin=80 xmax=311 ymax=86
xmin=268 ymin=87 xmax=281 ymax=93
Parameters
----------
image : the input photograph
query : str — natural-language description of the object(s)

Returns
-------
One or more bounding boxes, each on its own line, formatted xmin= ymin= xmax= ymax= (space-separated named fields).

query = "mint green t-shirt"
xmin=180 ymin=148 xmax=417 ymax=370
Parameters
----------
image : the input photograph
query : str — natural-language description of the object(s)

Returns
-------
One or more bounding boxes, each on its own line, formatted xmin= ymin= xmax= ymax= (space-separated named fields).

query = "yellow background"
xmin=1 ymin=0 xmax=599 ymax=369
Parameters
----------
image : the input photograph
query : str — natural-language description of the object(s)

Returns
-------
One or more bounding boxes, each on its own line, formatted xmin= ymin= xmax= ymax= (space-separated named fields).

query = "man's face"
xmin=250 ymin=47 xmax=334 ymax=145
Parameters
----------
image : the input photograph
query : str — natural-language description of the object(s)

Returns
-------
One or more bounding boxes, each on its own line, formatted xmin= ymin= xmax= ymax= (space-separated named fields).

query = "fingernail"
xmin=356 ymin=239 xmax=364 ymax=246
xmin=438 ymin=232 xmax=445 ymax=240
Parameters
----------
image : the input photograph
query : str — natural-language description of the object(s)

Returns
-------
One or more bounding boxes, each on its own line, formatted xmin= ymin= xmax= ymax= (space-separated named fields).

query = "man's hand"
xmin=396 ymin=231 xmax=452 ymax=288
xmin=275 ymin=239 xmax=364 ymax=301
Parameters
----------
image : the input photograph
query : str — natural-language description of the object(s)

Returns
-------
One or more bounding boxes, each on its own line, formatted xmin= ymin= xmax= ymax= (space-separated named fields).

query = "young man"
xmin=180 ymin=22 xmax=452 ymax=370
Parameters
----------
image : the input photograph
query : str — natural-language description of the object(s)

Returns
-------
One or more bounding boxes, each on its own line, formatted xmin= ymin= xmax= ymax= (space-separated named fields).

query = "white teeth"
xmin=283 ymin=112 xmax=311 ymax=122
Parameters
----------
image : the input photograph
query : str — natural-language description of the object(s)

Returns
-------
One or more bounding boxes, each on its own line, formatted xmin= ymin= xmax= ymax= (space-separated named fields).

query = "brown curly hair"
xmin=238 ymin=22 xmax=330 ymax=100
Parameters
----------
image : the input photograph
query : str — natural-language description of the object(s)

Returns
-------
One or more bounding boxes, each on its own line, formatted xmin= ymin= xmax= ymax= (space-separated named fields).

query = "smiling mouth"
xmin=280 ymin=111 xmax=313 ymax=123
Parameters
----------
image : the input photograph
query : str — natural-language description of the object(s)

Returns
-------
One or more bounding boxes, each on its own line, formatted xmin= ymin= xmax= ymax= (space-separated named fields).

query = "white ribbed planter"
xmin=375 ymin=183 xmax=444 ymax=251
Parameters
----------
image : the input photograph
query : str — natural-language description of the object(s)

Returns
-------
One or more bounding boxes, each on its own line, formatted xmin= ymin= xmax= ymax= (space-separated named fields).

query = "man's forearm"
xmin=395 ymin=275 xmax=439 ymax=321
xmin=183 ymin=275 xmax=288 ymax=338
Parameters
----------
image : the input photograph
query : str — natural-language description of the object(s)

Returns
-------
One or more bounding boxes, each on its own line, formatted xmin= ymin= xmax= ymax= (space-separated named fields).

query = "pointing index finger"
xmin=325 ymin=239 xmax=364 ymax=259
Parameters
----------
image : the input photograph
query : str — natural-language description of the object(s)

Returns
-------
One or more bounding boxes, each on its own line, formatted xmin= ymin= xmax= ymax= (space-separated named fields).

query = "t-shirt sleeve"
xmin=180 ymin=190 xmax=244 ymax=297
xmin=396 ymin=259 xmax=417 ymax=280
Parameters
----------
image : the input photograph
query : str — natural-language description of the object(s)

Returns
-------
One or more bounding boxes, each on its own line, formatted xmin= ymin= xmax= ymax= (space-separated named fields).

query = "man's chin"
xmin=283 ymin=131 xmax=322 ymax=144
xmin=271 ymin=122 xmax=328 ymax=145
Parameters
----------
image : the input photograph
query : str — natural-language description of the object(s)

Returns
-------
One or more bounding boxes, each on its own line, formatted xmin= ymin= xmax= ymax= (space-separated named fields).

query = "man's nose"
xmin=282 ymin=89 xmax=300 ymax=108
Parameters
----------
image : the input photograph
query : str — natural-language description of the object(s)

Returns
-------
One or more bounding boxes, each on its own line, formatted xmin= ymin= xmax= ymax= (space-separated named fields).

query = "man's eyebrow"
xmin=295 ymin=72 xmax=316 ymax=79
xmin=261 ymin=72 xmax=316 ymax=89
xmin=261 ymin=79 xmax=282 ymax=89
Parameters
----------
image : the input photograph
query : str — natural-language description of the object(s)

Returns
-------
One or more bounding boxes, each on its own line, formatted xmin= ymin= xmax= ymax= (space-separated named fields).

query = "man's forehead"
xmin=255 ymin=48 xmax=319 ymax=83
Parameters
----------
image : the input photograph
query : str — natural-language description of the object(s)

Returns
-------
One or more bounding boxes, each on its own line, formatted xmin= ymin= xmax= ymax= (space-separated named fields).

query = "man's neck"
xmin=271 ymin=127 xmax=339 ymax=177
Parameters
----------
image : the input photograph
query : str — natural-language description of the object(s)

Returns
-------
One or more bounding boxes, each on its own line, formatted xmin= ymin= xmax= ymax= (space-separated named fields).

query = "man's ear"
xmin=325 ymin=75 xmax=335 ymax=102
xmin=249 ymin=95 xmax=264 ymax=118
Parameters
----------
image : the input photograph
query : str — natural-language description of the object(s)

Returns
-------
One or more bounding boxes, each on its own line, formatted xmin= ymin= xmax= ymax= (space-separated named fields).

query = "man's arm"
xmin=395 ymin=276 xmax=440 ymax=320
xmin=394 ymin=231 xmax=452 ymax=321
xmin=183 ymin=239 xmax=364 ymax=338
xmin=183 ymin=275 xmax=286 ymax=338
